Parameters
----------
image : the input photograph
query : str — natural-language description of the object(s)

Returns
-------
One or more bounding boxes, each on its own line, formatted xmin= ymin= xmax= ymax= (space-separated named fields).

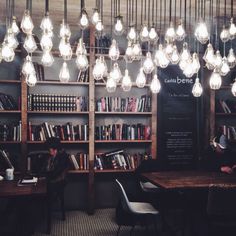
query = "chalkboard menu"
xmin=158 ymin=66 xmax=198 ymax=170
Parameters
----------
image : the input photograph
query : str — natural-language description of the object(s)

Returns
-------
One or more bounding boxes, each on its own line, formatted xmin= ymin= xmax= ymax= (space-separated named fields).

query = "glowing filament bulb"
xmin=79 ymin=9 xmax=89 ymax=29
xmin=150 ymin=74 xmax=161 ymax=94
xmin=165 ymin=22 xmax=176 ymax=42
xmin=136 ymin=67 xmax=146 ymax=88
xmin=11 ymin=16 xmax=20 ymax=35
xmin=91 ymin=8 xmax=100 ymax=25
xmin=76 ymin=54 xmax=89 ymax=72
xmin=125 ymin=41 xmax=134 ymax=63
xmin=60 ymin=19 xmax=71 ymax=38
xmin=59 ymin=62 xmax=70 ymax=82
xmin=106 ymin=77 xmax=117 ymax=93
xmin=140 ymin=24 xmax=149 ymax=42
xmin=127 ymin=26 xmax=137 ymax=41
xmin=40 ymin=32 xmax=53 ymax=51
xmin=23 ymin=33 xmax=37 ymax=53
xmin=109 ymin=39 xmax=120 ymax=61
xmin=132 ymin=43 xmax=142 ymax=61
xmin=154 ymin=44 xmax=170 ymax=68
xmin=1 ymin=43 xmax=15 ymax=62
xmin=21 ymin=10 xmax=34 ymax=34
xmin=220 ymin=25 xmax=230 ymax=43
xmin=229 ymin=18 xmax=236 ymax=40
xmin=114 ymin=16 xmax=124 ymax=36
xmin=209 ymin=70 xmax=222 ymax=90
xmin=192 ymin=53 xmax=200 ymax=74
xmin=109 ymin=63 xmax=122 ymax=83
xmin=143 ymin=52 xmax=155 ymax=74
xmin=41 ymin=50 xmax=54 ymax=67
xmin=227 ymin=48 xmax=236 ymax=68
xmin=176 ymin=20 xmax=186 ymax=41
xmin=59 ymin=37 xmax=72 ymax=61
xmin=220 ymin=57 xmax=230 ymax=76
xmin=121 ymin=69 xmax=132 ymax=92
xmin=231 ymin=79 xmax=236 ymax=96
xmin=192 ymin=77 xmax=203 ymax=97
xmin=40 ymin=13 xmax=53 ymax=32
xmin=26 ymin=72 xmax=37 ymax=87
xmin=195 ymin=20 xmax=209 ymax=44
xmin=95 ymin=20 xmax=104 ymax=32
xmin=22 ymin=55 xmax=35 ymax=76
xmin=149 ymin=26 xmax=159 ymax=43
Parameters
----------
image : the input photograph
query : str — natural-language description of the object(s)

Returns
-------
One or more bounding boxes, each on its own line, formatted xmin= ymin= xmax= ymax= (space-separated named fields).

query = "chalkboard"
xmin=158 ymin=66 xmax=198 ymax=170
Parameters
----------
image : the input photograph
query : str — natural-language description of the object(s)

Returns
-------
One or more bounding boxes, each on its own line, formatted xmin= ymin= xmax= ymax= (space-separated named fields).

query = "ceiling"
xmin=0 ymin=0 xmax=234 ymax=33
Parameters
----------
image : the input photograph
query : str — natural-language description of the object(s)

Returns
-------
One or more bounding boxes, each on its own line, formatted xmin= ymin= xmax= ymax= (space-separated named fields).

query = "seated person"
xmin=205 ymin=128 xmax=236 ymax=174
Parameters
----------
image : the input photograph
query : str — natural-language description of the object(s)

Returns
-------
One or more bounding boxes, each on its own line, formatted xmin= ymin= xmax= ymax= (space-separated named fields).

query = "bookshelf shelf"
xmin=68 ymin=170 xmax=89 ymax=174
xmin=216 ymin=113 xmax=236 ymax=116
xmin=27 ymin=111 xmax=89 ymax=115
xmin=36 ymin=81 xmax=89 ymax=86
xmin=27 ymin=141 xmax=89 ymax=144
xmin=95 ymin=112 xmax=152 ymax=115
xmin=95 ymin=140 xmax=152 ymax=143
xmin=94 ymin=169 xmax=135 ymax=173
xmin=95 ymin=82 xmax=150 ymax=88
xmin=0 ymin=80 xmax=21 ymax=84
xmin=0 ymin=110 xmax=21 ymax=114
xmin=0 ymin=141 xmax=21 ymax=144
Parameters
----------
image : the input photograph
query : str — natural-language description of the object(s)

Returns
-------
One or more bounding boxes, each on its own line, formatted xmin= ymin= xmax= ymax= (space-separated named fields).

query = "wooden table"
xmin=141 ymin=171 xmax=236 ymax=190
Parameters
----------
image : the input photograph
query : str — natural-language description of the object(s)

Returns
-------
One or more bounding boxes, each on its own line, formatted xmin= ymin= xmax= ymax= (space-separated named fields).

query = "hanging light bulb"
xmin=203 ymin=43 xmax=215 ymax=64
xmin=169 ymin=45 xmax=180 ymax=64
xmin=150 ymin=74 xmax=161 ymax=94
xmin=140 ymin=24 xmax=149 ymax=42
xmin=1 ymin=43 xmax=15 ymax=62
xmin=121 ymin=69 xmax=132 ymax=92
xmin=59 ymin=37 xmax=72 ymax=61
xmin=220 ymin=57 xmax=230 ymax=76
xmin=127 ymin=26 xmax=137 ymax=41
xmin=26 ymin=72 xmax=37 ymax=87
xmin=165 ymin=42 xmax=174 ymax=59
xmin=40 ymin=13 xmax=53 ymax=33
xmin=59 ymin=19 xmax=71 ymax=38
xmin=59 ymin=62 xmax=70 ymax=82
xmin=93 ymin=56 xmax=108 ymax=80
xmin=76 ymin=54 xmax=89 ymax=72
xmin=91 ymin=8 xmax=100 ymax=25
xmin=106 ymin=77 xmax=117 ymax=93
xmin=0 ymin=47 xmax=2 ymax=63
xmin=4 ymin=28 xmax=18 ymax=49
xmin=95 ymin=19 xmax=104 ymax=32
xmin=23 ymin=33 xmax=37 ymax=53
xmin=79 ymin=9 xmax=89 ymax=30
xmin=154 ymin=44 xmax=170 ymax=68
xmin=229 ymin=18 xmax=236 ymax=40
xmin=176 ymin=20 xmax=186 ymax=41
xmin=220 ymin=25 xmax=230 ymax=43
xmin=41 ymin=50 xmax=54 ymax=67
xmin=179 ymin=42 xmax=191 ymax=71
xmin=21 ymin=10 xmax=34 ymax=34
xmin=76 ymin=38 xmax=87 ymax=56
xmin=195 ymin=19 xmax=209 ymax=44
xmin=11 ymin=16 xmax=20 ymax=35
xmin=165 ymin=22 xmax=176 ymax=42
xmin=22 ymin=55 xmax=35 ymax=76
xmin=109 ymin=63 xmax=122 ymax=83
xmin=209 ymin=69 xmax=222 ymax=90
xmin=114 ymin=16 xmax=124 ymax=36
xmin=132 ymin=42 xmax=142 ymax=61
xmin=136 ymin=67 xmax=146 ymax=88
xmin=143 ymin=52 xmax=155 ymax=74
xmin=192 ymin=77 xmax=203 ymax=97
xmin=183 ymin=59 xmax=194 ymax=78
xmin=231 ymin=79 xmax=236 ymax=96
xmin=40 ymin=32 xmax=53 ymax=51
xmin=192 ymin=53 xmax=201 ymax=74
xmin=125 ymin=41 xmax=134 ymax=63
xmin=149 ymin=26 xmax=159 ymax=43
xmin=109 ymin=39 xmax=120 ymax=61
xmin=214 ymin=50 xmax=223 ymax=69
xmin=227 ymin=48 xmax=236 ymax=68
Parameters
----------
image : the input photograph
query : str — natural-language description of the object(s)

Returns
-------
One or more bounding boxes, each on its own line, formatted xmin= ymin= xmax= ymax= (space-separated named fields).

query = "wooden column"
xmin=151 ymin=93 xmax=157 ymax=159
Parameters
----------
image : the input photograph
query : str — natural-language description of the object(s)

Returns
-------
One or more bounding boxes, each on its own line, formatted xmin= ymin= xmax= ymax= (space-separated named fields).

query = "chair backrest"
xmin=207 ymin=184 xmax=236 ymax=217
xmin=115 ymin=179 xmax=133 ymax=213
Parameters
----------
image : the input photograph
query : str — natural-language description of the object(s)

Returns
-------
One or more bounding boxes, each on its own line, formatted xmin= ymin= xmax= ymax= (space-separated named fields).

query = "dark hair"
xmin=45 ymin=137 xmax=61 ymax=150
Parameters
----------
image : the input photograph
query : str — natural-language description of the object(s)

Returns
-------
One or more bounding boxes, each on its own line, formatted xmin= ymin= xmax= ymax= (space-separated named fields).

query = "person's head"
xmin=45 ymin=137 xmax=61 ymax=157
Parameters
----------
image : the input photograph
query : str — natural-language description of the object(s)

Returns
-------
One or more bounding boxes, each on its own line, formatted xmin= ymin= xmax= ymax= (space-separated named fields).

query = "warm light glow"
xmin=76 ymin=54 xmax=89 ymax=72
xmin=176 ymin=20 xmax=186 ymax=41
xmin=23 ymin=33 xmax=37 ymax=53
xmin=220 ymin=57 xmax=230 ymax=76
xmin=140 ymin=24 xmax=149 ymax=42
xmin=136 ymin=67 xmax=146 ymax=88
xmin=76 ymin=38 xmax=87 ymax=56
xmin=132 ymin=43 xmax=142 ymax=61
xmin=93 ymin=56 xmax=107 ymax=80
xmin=79 ymin=9 xmax=89 ymax=30
xmin=192 ymin=77 xmax=203 ymax=97
xmin=195 ymin=20 xmax=209 ymax=44
xmin=59 ymin=20 xmax=71 ymax=38
xmin=0 ymin=47 xmax=2 ymax=63
xmin=11 ymin=16 xmax=20 ymax=35
xmin=220 ymin=26 xmax=230 ymax=43
xmin=154 ymin=44 xmax=170 ymax=68
xmin=149 ymin=26 xmax=159 ymax=43
xmin=109 ymin=39 xmax=120 ymax=61
xmin=40 ymin=13 xmax=53 ymax=32
xmin=229 ymin=18 xmax=236 ymax=40
xmin=203 ymin=43 xmax=215 ymax=64
xmin=127 ymin=26 xmax=137 ymax=41
xmin=106 ymin=77 xmax=117 ymax=93
xmin=91 ymin=8 xmax=100 ymax=26
xmin=183 ymin=60 xmax=194 ymax=78
xmin=231 ymin=79 xmax=236 ymax=96
xmin=227 ymin=48 xmax=236 ymax=68
xmin=143 ymin=52 xmax=155 ymax=74
xmin=169 ymin=45 xmax=180 ymax=64
xmin=41 ymin=50 xmax=54 ymax=67
xmin=26 ymin=72 xmax=37 ymax=87
xmin=165 ymin=42 xmax=174 ymax=59
xmin=4 ymin=28 xmax=18 ymax=49
xmin=192 ymin=53 xmax=200 ymax=74
xmin=95 ymin=20 xmax=104 ymax=32
xmin=179 ymin=42 xmax=191 ymax=71
xmin=125 ymin=41 xmax=134 ymax=63
xmin=21 ymin=10 xmax=34 ymax=34
xmin=40 ymin=33 xmax=53 ymax=51
xmin=165 ymin=22 xmax=176 ymax=42
xmin=114 ymin=16 xmax=124 ymax=36
xmin=121 ymin=69 xmax=132 ymax=92
xmin=150 ymin=74 xmax=161 ymax=94
xmin=214 ymin=50 xmax=223 ymax=69
xmin=109 ymin=63 xmax=122 ymax=83
xmin=22 ymin=55 xmax=35 ymax=76
xmin=1 ymin=43 xmax=15 ymax=62
xmin=59 ymin=37 xmax=72 ymax=61
xmin=59 ymin=62 xmax=70 ymax=82
xmin=209 ymin=70 xmax=222 ymax=90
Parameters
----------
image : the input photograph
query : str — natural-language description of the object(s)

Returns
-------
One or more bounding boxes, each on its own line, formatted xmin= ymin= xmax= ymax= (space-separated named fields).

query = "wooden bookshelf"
xmin=95 ymin=140 xmax=152 ymax=143
xmin=0 ymin=141 xmax=21 ymax=144
xmin=68 ymin=170 xmax=89 ymax=174
xmin=27 ymin=141 xmax=89 ymax=144
xmin=0 ymin=80 xmax=21 ymax=84
xmin=36 ymin=81 xmax=89 ymax=86
xmin=94 ymin=169 xmax=135 ymax=173
xmin=95 ymin=111 xmax=152 ymax=115
xmin=0 ymin=110 xmax=21 ymax=114
xmin=27 ymin=111 xmax=89 ymax=115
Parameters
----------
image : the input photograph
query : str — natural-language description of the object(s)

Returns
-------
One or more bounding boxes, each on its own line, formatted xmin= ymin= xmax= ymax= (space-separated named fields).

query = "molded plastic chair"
xmin=115 ymin=179 xmax=160 ymax=236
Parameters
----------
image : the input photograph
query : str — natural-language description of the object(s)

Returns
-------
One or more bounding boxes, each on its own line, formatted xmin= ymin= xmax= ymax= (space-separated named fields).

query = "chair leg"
xmin=117 ymin=225 xmax=121 ymax=236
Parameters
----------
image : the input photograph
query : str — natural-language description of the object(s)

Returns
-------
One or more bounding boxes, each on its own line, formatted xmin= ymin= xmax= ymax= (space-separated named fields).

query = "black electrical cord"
xmin=64 ymin=0 xmax=67 ymax=24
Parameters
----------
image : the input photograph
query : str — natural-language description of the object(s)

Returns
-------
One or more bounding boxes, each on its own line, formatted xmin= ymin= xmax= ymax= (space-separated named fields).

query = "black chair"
xmin=115 ymin=179 xmax=160 ymax=236
xmin=206 ymin=184 xmax=236 ymax=235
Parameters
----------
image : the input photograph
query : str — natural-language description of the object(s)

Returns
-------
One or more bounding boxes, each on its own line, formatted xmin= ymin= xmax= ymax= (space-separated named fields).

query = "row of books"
xmin=216 ymin=99 xmax=236 ymax=113
xmin=0 ymin=93 xmax=18 ymax=110
xmin=27 ymin=94 xmax=88 ymax=112
xmin=95 ymin=123 xmax=151 ymax=140
xmin=0 ymin=121 xmax=22 ymax=141
xmin=96 ymin=95 xmax=152 ymax=112
xmin=69 ymin=153 xmax=89 ymax=170
xmin=94 ymin=150 xmax=152 ymax=170
xmin=28 ymin=122 xmax=88 ymax=141
xmin=221 ymin=125 xmax=236 ymax=141
xmin=77 ymin=69 xmax=89 ymax=82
